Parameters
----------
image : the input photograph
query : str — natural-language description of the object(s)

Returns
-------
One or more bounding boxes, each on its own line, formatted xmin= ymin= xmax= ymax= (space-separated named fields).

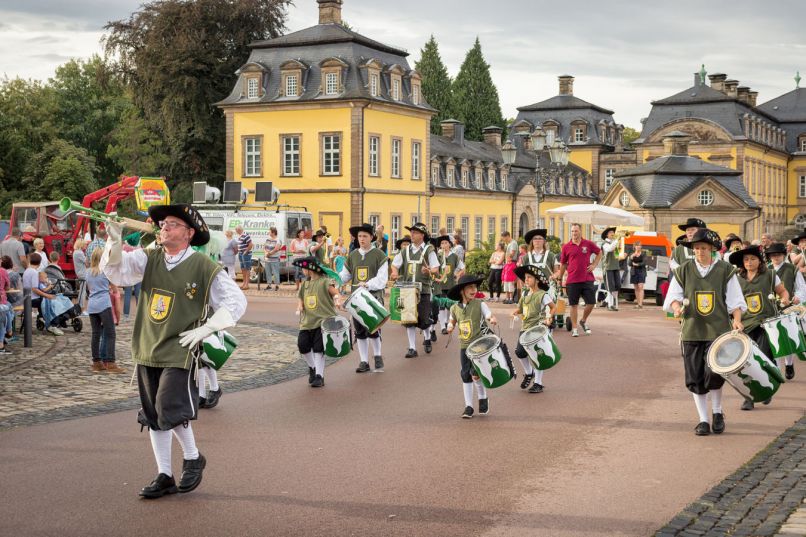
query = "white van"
xmin=197 ymin=208 xmax=314 ymax=282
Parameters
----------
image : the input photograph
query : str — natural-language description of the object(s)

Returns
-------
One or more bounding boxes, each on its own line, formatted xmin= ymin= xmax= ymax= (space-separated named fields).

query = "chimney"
xmin=558 ymin=75 xmax=574 ymax=96
xmin=709 ymin=73 xmax=727 ymax=93
xmin=737 ymin=86 xmax=750 ymax=104
xmin=724 ymin=80 xmax=739 ymax=98
xmin=317 ymin=0 xmax=343 ymax=25
xmin=482 ymin=126 xmax=502 ymax=147
xmin=662 ymin=131 xmax=691 ymax=156
xmin=441 ymin=119 xmax=464 ymax=145
xmin=748 ymin=90 xmax=758 ymax=107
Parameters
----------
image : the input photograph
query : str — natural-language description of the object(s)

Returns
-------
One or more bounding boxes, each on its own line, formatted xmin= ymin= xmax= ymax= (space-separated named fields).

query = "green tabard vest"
xmin=345 ymin=247 xmax=387 ymax=299
xmin=674 ymin=260 xmax=734 ymax=342
xmin=523 ymin=250 xmax=556 ymax=279
xmin=672 ymin=244 xmax=695 ymax=267
xmin=450 ymin=299 xmax=484 ymax=349
xmin=603 ymin=239 xmax=620 ymax=271
xmin=309 ymin=241 xmax=326 ymax=264
xmin=434 ymin=251 xmax=459 ymax=295
xmin=401 ymin=243 xmax=435 ymax=295
xmin=774 ymin=263 xmax=795 ymax=298
xmin=298 ymin=276 xmax=336 ymax=330
xmin=519 ymin=288 xmax=547 ymax=330
xmin=134 ymin=249 xmax=221 ymax=369
xmin=738 ymin=271 xmax=777 ymax=333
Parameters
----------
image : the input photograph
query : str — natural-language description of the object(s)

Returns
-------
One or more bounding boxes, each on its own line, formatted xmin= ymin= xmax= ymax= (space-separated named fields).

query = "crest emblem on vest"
xmin=695 ymin=291 xmax=715 ymax=316
xmin=745 ymin=293 xmax=762 ymax=314
xmin=357 ymin=267 xmax=369 ymax=282
xmin=149 ymin=290 xmax=175 ymax=324
xmin=458 ymin=320 xmax=472 ymax=340
xmin=305 ymin=295 xmax=318 ymax=310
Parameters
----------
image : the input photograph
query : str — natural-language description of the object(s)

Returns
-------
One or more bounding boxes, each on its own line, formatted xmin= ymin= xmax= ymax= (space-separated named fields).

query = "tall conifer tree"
xmin=415 ymin=35 xmax=454 ymax=134
xmin=450 ymin=38 xmax=505 ymax=141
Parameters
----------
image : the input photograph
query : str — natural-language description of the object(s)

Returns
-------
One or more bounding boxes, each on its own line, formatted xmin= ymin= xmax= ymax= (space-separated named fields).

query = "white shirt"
xmin=663 ymin=259 xmax=746 ymax=314
xmin=338 ymin=247 xmax=389 ymax=291
xmin=101 ymin=247 xmax=247 ymax=321
xmin=391 ymin=243 xmax=440 ymax=270
xmin=602 ymin=239 xmax=618 ymax=254
xmin=448 ymin=301 xmax=493 ymax=326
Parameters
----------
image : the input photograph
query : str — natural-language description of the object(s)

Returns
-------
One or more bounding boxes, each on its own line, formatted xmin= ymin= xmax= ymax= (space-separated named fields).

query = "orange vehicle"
xmin=620 ymin=231 xmax=673 ymax=306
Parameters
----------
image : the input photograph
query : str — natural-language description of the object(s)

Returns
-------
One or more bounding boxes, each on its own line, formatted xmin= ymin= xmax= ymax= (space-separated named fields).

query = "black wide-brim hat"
xmin=681 ymin=228 xmax=722 ymax=251
xmin=432 ymin=235 xmax=451 ymax=247
xmin=447 ymin=274 xmax=484 ymax=301
xmin=395 ymin=235 xmax=412 ymax=250
xmin=728 ymin=245 xmax=764 ymax=267
xmin=524 ymin=228 xmax=547 ymax=244
xmin=405 ymin=222 xmax=430 ymax=241
xmin=292 ymin=255 xmax=326 ymax=274
xmin=765 ymin=242 xmax=787 ymax=256
xmin=349 ymin=223 xmax=375 ymax=240
xmin=600 ymin=227 xmax=617 ymax=241
xmin=791 ymin=232 xmax=806 ymax=246
xmin=148 ymin=204 xmax=210 ymax=247
xmin=675 ymin=234 xmax=687 ymax=246
xmin=514 ymin=265 xmax=550 ymax=290
xmin=724 ymin=236 xmax=743 ymax=251
xmin=678 ymin=218 xmax=707 ymax=231
xmin=312 ymin=229 xmax=326 ymax=239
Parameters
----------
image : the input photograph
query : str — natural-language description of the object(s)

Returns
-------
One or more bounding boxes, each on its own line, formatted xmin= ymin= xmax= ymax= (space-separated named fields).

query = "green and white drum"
xmin=466 ymin=334 xmax=513 ymax=389
xmin=518 ymin=325 xmax=562 ymax=370
xmin=707 ymin=331 xmax=785 ymax=403
xmin=200 ymin=331 xmax=238 ymax=370
xmin=321 ymin=316 xmax=352 ymax=358
xmin=344 ymin=287 xmax=390 ymax=334
xmin=781 ymin=305 xmax=806 ymax=361
xmin=762 ymin=313 xmax=806 ymax=359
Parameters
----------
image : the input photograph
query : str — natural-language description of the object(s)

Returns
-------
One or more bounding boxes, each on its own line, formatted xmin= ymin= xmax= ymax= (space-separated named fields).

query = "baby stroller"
xmin=36 ymin=264 xmax=83 ymax=333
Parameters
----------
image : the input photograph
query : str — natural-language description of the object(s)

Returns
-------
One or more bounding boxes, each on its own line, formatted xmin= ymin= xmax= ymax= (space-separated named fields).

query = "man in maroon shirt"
xmin=556 ymin=223 xmax=602 ymax=337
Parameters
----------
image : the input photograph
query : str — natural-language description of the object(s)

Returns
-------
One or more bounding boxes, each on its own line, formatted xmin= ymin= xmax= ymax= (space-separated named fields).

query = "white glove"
xmin=179 ymin=308 xmax=236 ymax=348
xmin=105 ymin=220 xmax=124 ymax=266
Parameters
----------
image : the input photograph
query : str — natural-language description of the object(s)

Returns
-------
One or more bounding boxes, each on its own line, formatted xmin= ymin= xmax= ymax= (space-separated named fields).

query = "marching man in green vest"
xmin=600 ymin=227 xmax=622 ymax=311
xmin=433 ymin=235 xmax=465 ymax=334
xmin=670 ymin=218 xmax=707 ymax=270
xmin=339 ymin=223 xmax=388 ymax=373
xmin=102 ymin=204 xmax=247 ymax=499
xmin=663 ymin=228 xmax=746 ymax=436
xmin=390 ymin=223 xmax=440 ymax=358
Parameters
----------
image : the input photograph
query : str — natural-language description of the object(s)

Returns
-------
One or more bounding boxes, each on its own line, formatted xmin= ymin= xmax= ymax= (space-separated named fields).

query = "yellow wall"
xmin=788 ymin=156 xmax=806 ymax=222
xmin=364 ymin=107 xmax=430 ymax=193
xmin=568 ymin=148 xmax=595 ymax=174
xmin=429 ymin=193 xmax=512 ymax=249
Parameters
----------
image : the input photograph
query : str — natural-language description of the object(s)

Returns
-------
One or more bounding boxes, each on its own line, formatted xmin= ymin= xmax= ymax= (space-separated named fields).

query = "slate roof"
xmin=249 ymin=23 xmax=407 ymax=56
xmin=512 ymin=94 xmax=619 ymax=146
xmin=613 ymin=155 xmax=757 ymax=209
xmin=757 ymin=88 xmax=806 ymax=153
xmin=517 ymin=95 xmax=613 ymax=115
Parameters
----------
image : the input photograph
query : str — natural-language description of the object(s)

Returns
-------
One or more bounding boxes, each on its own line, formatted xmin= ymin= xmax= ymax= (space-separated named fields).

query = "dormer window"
xmin=412 ymin=83 xmax=420 ymax=105
xmin=487 ymin=170 xmax=495 ymax=190
xmin=571 ymin=120 xmax=587 ymax=143
xmin=247 ymin=77 xmax=259 ymax=99
xmin=370 ymin=73 xmax=379 ymax=97
xmin=574 ymin=128 xmax=585 ymax=143
xmin=320 ymin=57 xmax=347 ymax=97
xmin=285 ymin=74 xmax=298 ymax=97
xmin=392 ymin=79 xmax=400 ymax=101
xmin=501 ymin=169 xmax=508 ymax=189
xmin=431 ymin=165 xmax=439 ymax=185
xmin=446 ymin=165 xmax=456 ymax=187
xmin=325 ymin=72 xmax=338 ymax=95
xmin=461 ymin=168 xmax=468 ymax=188
xmin=799 ymin=134 xmax=806 ymax=152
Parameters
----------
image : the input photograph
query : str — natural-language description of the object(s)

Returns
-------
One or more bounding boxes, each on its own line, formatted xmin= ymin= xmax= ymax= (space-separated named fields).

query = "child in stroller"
xmin=38 ymin=262 xmax=83 ymax=333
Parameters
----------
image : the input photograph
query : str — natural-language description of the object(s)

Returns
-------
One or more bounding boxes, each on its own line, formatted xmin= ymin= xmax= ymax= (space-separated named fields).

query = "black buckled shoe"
xmin=694 ymin=422 xmax=711 ymax=436
xmin=405 ymin=348 xmax=418 ymax=358
xmin=356 ymin=362 xmax=371 ymax=373
xmin=139 ymin=473 xmax=178 ymax=499
xmin=786 ymin=364 xmax=795 ymax=380
xmin=528 ymin=383 xmax=544 ymax=394
xmin=741 ymin=398 xmax=754 ymax=411
xmin=461 ymin=406 xmax=474 ymax=419
xmin=430 ymin=330 xmax=437 ymax=342
xmin=374 ymin=356 xmax=384 ymax=370
xmin=441 ymin=327 xmax=448 ymax=335
xmin=204 ymin=389 xmax=221 ymax=409
xmin=311 ymin=375 xmax=324 ymax=388
xmin=478 ymin=398 xmax=489 ymax=415
xmin=712 ymin=412 xmax=725 ymax=434
xmin=424 ymin=340 xmax=432 ymax=354
xmin=177 ymin=454 xmax=206 ymax=493
xmin=520 ymin=373 xmax=534 ymax=390
xmin=308 ymin=367 xmax=316 ymax=385
xmin=198 ymin=396 xmax=207 ymax=409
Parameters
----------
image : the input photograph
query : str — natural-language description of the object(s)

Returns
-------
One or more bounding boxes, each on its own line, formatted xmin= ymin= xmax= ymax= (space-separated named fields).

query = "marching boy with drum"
xmin=295 ymin=256 xmax=343 ymax=388
xmin=512 ymin=265 xmax=557 ymax=394
xmin=446 ymin=275 xmax=498 ymax=418
xmin=339 ymin=223 xmax=389 ymax=373
xmin=728 ymin=245 xmax=790 ymax=410
xmin=663 ymin=228 xmax=746 ymax=436
xmin=766 ymin=242 xmax=805 ymax=380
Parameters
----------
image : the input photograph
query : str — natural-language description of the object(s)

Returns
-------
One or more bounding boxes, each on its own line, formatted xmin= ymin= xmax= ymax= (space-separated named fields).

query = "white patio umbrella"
xmin=545 ymin=203 xmax=645 ymax=227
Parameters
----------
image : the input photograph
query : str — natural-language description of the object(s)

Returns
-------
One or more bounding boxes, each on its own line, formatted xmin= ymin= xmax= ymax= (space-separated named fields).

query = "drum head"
xmin=708 ymin=332 xmax=749 ymax=374
xmin=466 ymin=334 xmax=501 ymax=358
xmin=321 ymin=316 xmax=349 ymax=332
xmin=520 ymin=325 xmax=548 ymax=345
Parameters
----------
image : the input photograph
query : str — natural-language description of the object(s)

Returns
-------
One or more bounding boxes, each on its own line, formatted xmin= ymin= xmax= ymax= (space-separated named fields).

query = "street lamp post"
xmin=501 ymin=127 xmax=570 ymax=229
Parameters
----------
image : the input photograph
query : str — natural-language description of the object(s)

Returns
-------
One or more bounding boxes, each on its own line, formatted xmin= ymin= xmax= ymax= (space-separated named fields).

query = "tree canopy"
xmin=449 ymin=38 xmax=505 ymax=141
xmin=415 ymin=35 xmax=454 ymax=135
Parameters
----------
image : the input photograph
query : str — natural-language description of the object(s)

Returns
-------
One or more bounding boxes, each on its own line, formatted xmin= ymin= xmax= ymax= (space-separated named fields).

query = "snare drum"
xmin=518 ymin=325 xmax=562 ymax=370
xmin=390 ymin=282 xmax=420 ymax=323
xmin=344 ymin=287 xmax=390 ymax=334
xmin=466 ymin=334 xmax=513 ymax=389
xmin=762 ymin=313 xmax=806 ymax=358
xmin=321 ymin=316 xmax=352 ymax=358
xmin=707 ymin=331 xmax=785 ymax=403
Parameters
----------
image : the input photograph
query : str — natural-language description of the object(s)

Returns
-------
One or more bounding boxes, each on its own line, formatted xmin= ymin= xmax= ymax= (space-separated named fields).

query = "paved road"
xmin=2 ymin=297 xmax=806 ymax=537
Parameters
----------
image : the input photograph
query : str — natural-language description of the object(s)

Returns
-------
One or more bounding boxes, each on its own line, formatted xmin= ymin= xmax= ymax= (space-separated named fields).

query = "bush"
xmin=464 ymin=247 xmax=493 ymax=290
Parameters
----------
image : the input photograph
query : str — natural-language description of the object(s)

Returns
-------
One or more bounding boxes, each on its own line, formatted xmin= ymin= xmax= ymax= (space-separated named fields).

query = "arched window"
xmin=698 ymin=190 xmax=714 ymax=206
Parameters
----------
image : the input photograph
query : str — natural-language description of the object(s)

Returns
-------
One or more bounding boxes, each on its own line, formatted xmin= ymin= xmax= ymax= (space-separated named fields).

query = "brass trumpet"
xmin=59 ymin=198 xmax=156 ymax=233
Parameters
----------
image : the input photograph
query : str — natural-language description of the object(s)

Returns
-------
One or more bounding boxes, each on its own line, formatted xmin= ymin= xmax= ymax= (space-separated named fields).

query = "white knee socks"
xmin=207 ymin=368 xmax=219 ymax=391
xmin=462 ymin=382 xmax=474 ymax=407
xmin=438 ymin=309 xmax=448 ymax=328
xmin=302 ymin=351 xmax=315 ymax=368
xmin=518 ymin=357 xmax=534 ymax=375
xmin=149 ymin=429 xmax=173 ymax=476
xmin=197 ymin=367 xmax=208 ymax=398
xmin=474 ymin=380 xmax=487 ymax=400
xmin=370 ymin=336 xmax=382 ymax=356
xmin=313 ymin=352 xmax=325 ymax=376
xmin=406 ymin=327 xmax=417 ymax=349
xmin=534 ymin=369 xmax=544 ymax=385
xmin=786 ymin=356 xmax=794 ymax=367
xmin=693 ymin=393 xmax=709 ymax=423
xmin=357 ymin=338 xmax=369 ymax=363
xmin=172 ymin=423 xmax=199 ymax=460
xmin=422 ymin=326 xmax=432 ymax=340
xmin=710 ymin=388 xmax=723 ymax=414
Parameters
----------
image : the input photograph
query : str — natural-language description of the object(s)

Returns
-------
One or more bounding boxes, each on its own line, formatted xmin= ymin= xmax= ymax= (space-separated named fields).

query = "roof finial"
xmin=796 ymin=71 xmax=802 ymax=89
xmin=699 ymin=64 xmax=707 ymax=85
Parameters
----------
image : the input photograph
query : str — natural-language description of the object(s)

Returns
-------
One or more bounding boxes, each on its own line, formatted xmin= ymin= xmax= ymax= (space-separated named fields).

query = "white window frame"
xmin=322 ymin=134 xmax=340 ymax=175
xmin=244 ymin=137 xmax=261 ymax=177
xmin=411 ymin=214 xmax=419 ymax=227
xmin=461 ymin=217 xmax=469 ymax=238
xmin=325 ymin=72 xmax=338 ymax=95
xmin=698 ymin=190 xmax=714 ymax=206
xmin=604 ymin=168 xmax=616 ymax=191
xmin=411 ymin=142 xmax=421 ymax=179
xmin=574 ymin=127 xmax=585 ymax=143
xmin=412 ymin=84 xmax=419 ymax=105
xmin=369 ymin=214 xmax=380 ymax=229
xmin=487 ymin=170 xmax=495 ymax=190
xmin=392 ymin=79 xmax=400 ymax=101
xmin=446 ymin=216 xmax=455 ymax=235
xmin=247 ymin=77 xmax=259 ymax=99
xmin=501 ymin=171 xmax=508 ymax=190
xmin=431 ymin=216 xmax=440 ymax=235
xmin=487 ymin=216 xmax=496 ymax=242
xmin=431 ymin=166 xmax=438 ymax=185
xmin=546 ymin=129 xmax=556 ymax=146
xmin=799 ymin=176 xmax=806 ymax=198
xmin=474 ymin=217 xmax=483 ymax=249
xmin=369 ymin=136 xmax=380 ymax=177
xmin=391 ymin=138 xmax=401 ymax=178
xmin=370 ymin=74 xmax=379 ymax=97
xmin=801 ymin=138 xmax=806 ymax=152
xmin=620 ymin=191 xmax=630 ymax=207
xmin=461 ymin=168 xmax=468 ymax=188
xmin=285 ymin=74 xmax=298 ymax=97
xmin=391 ymin=215 xmax=401 ymax=249
xmin=282 ymin=135 xmax=300 ymax=176
xmin=501 ymin=216 xmax=509 ymax=236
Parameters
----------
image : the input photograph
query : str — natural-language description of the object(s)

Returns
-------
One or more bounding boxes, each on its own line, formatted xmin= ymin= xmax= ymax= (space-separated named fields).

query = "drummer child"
xmin=295 ymin=256 xmax=343 ymax=388
xmin=446 ymin=275 xmax=497 ymax=419
xmin=512 ymin=265 xmax=556 ymax=394
xmin=434 ymin=235 xmax=465 ymax=335
xmin=663 ymin=228 xmax=746 ymax=436
xmin=768 ymin=241 xmax=803 ymax=380
xmin=729 ymin=245 xmax=790 ymax=410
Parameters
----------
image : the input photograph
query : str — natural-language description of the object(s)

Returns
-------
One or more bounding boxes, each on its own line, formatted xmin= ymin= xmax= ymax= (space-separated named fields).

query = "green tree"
xmin=622 ymin=126 xmax=640 ymax=147
xmin=450 ymin=38 xmax=505 ymax=141
xmin=103 ymin=0 xmax=291 ymax=188
xmin=107 ymin=104 xmax=171 ymax=176
xmin=415 ymin=35 xmax=454 ymax=134
xmin=24 ymin=139 xmax=99 ymax=201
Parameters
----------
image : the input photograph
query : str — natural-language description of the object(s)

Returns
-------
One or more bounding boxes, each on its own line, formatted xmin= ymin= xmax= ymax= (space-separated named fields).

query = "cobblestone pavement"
xmin=656 ymin=416 xmax=806 ymax=537
xmin=0 ymin=317 xmax=312 ymax=430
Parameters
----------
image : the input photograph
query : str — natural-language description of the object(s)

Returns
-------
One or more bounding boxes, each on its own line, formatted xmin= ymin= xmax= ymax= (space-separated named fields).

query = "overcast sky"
xmin=1 ymin=0 xmax=804 ymax=129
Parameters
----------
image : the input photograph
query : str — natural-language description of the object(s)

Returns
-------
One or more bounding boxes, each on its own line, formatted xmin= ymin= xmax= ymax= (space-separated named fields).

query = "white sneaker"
xmin=571 ymin=328 xmax=579 ymax=337
xmin=47 ymin=326 xmax=64 ymax=336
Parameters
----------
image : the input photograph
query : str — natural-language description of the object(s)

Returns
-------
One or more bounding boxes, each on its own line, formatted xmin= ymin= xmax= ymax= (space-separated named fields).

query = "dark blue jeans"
xmin=90 ymin=308 xmax=116 ymax=362
xmin=123 ymin=283 xmax=141 ymax=316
